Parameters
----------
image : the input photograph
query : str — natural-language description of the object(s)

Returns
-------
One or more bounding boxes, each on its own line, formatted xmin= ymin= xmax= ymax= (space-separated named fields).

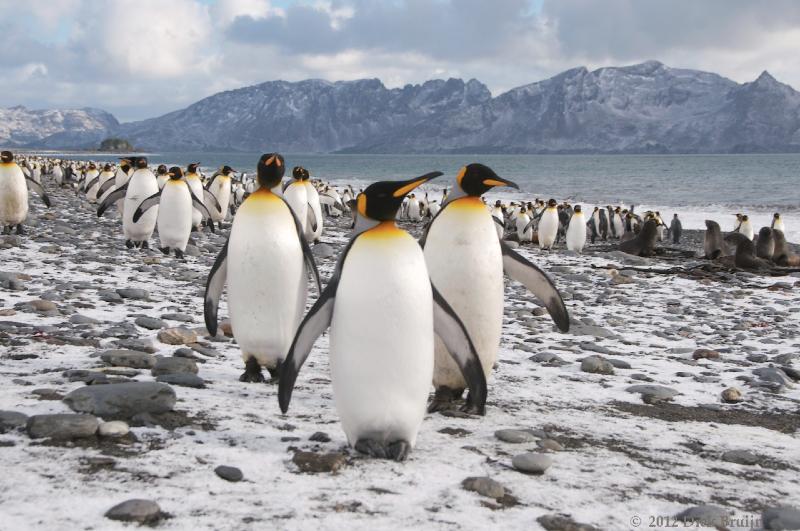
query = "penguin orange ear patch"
xmin=357 ymin=194 xmax=367 ymax=216
xmin=266 ymin=155 xmax=276 ymax=166
xmin=456 ymin=166 xmax=467 ymax=185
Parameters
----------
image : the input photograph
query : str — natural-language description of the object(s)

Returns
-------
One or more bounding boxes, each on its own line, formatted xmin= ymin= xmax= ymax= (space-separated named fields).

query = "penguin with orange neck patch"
xmin=0 ymin=150 xmax=50 ymax=234
xmin=420 ymin=163 xmax=569 ymax=412
xmin=279 ymin=173 xmax=487 ymax=461
xmin=205 ymin=154 xmax=322 ymax=383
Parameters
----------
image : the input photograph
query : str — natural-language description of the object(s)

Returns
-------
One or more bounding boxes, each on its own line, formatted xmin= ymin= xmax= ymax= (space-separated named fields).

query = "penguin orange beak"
xmin=483 ymin=176 xmax=519 ymax=189
xmin=391 ymin=172 xmax=444 ymax=198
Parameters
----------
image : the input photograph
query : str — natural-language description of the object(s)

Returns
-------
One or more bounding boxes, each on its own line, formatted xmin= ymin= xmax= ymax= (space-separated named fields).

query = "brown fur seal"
xmin=619 ymin=219 xmax=658 ymax=257
xmin=704 ymin=220 xmax=725 ymax=259
xmin=755 ymin=227 xmax=775 ymax=260
xmin=724 ymin=233 xmax=771 ymax=270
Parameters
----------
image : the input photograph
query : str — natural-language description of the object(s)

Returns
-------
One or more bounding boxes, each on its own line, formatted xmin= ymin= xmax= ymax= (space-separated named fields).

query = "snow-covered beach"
xmin=1 ymin=182 xmax=798 ymax=530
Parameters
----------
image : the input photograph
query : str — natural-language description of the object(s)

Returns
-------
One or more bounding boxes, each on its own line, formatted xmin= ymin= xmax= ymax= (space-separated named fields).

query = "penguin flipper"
xmin=25 ymin=177 xmax=50 ymax=207
xmin=97 ymin=185 xmax=127 ymax=217
xmin=306 ymin=204 xmax=318 ymax=233
xmin=202 ymin=189 xmax=222 ymax=217
xmin=83 ymin=176 xmax=100 ymax=195
xmin=132 ymin=192 xmax=162 ymax=223
xmin=98 ymin=177 xmax=116 ymax=197
xmin=203 ymin=239 xmax=229 ymax=337
xmin=280 ymin=197 xmax=322 ymax=295
xmin=189 ymin=190 xmax=213 ymax=220
xmin=523 ymin=218 xmax=536 ymax=234
xmin=431 ymin=283 xmax=487 ymax=415
xmin=499 ymin=239 xmax=570 ymax=332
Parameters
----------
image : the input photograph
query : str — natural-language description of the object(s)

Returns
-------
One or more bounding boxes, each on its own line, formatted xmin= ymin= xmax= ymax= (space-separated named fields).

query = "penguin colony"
xmin=1 ymin=150 xmax=796 ymax=461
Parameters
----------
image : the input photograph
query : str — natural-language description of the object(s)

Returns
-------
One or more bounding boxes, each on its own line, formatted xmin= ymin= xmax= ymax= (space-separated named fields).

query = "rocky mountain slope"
xmin=0 ymin=106 xmax=119 ymax=149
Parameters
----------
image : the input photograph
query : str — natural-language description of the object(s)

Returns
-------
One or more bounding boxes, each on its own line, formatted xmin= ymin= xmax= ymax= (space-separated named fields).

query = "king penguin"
xmin=283 ymin=166 xmax=317 ymax=241
xmin=419 ymin=163 xmax=569 ymax=411
xmin=132 ymin=167 xmax=216 ymax=258
xmin=205 ymin=165 xmax=236 ymax=231
xmin=536 ymin=198 xmax=559 ymax=250
xmin=0 ymin=151 xmax=50 ymax=234
xmin=205 ymin=154 xmax=322 ymax=383
xmin=279 ymin=172 xmax=487 ymax=461
xmin=566 ymin=204 xmax=587 ymax=253
xmin=97 ymin=157 xmax=159 ymax=248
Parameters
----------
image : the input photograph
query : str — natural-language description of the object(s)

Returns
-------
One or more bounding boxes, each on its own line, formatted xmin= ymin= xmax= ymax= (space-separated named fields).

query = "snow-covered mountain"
xmin=6 ymin=62 xmax=800 ymax=153
xmin=0 ymin=106 xmax=119 ymax=149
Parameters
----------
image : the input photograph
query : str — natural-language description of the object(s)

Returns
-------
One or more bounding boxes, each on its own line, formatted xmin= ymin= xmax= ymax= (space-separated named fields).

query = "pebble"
xmin=461 ymin=477 xmax=505 ymax=499
xmin=134 ymin=316 xmax=166 ymax=330
xmin=721 ymin=387 xmax=743 ymax=403
xmin=151 ymin=356 xmax=198 ymax=376
xmin=625 ymin=384 xmax=679 ymax=403
xmin=311 ymin=243 xmax=335 ymax=258
xmin=98 ymin=420 xmax=130 ymax=437
xmin=292 ymin=451 xmax=347 ymax=473
xmin=161 ymin=312 xmax=194 ymax=323
xmin=27 ymin=299 xmax=57 ymax=312
xmin=721 ymin=449 xmax=760 ymax=466
xmin=511 ymin=452 xmax=552 ymax=474
xmin=537 ymin=514 xmax=599 ymax=531
xmin=105 ymin=499 xmax=163 ymax=524
xmin=115 ymin=288 xmax=149 ymax=300
xmin=157 ymin=327 xmax=198 ymax=345
xmin=529 ymin=352 xmax=568 ymax=366
xmin=26 ymin=414 xmax=99 ymax=439
xmin=63 ymin=382 xmax=177 ymax=418
xmin=746 ymin=353 xmax=769 ymax=363
xmin=69 ymin=314 xmax=99 ymax=325
xmin=0 ymin=410 xmax=29 ymax=433
xmin=580 ymin=355 xmax=615 ymax=375
xmin=495 ymin=429 xmax=538 ymax=444
xmin=156 ymin=373 xmax=205 ymax=388
xmin=762 ymin=506 xmax=800 ymax=530
xmin=675 ymin=505 xmax=730 ymax=528
xmin=215 ymin=465 xmax=244 ymax=482
xmin=537 ymin=439 xmax=564 ymax=452
xmin=309 ymin=432 xmax=331 ymax=442
xmin=692 ymin=348 xmax=720 ymax=360
xmin=100 ymin=349 xmax=156 ymax=369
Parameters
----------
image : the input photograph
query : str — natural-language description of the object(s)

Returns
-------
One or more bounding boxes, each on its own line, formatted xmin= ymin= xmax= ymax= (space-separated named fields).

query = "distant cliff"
xmin=0 ymin=106 xmax=119 ymax=149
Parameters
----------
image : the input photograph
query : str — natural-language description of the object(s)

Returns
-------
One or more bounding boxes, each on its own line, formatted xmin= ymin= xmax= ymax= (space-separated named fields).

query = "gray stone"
xmin=512 ymin=452 xmax=552 ymax=474
xmin=537 ymin=514 xmax=599 ymax=531
xmin=134 ymin=316 xmax=166 ymax=330
xmin=763 ymin=506 xmax=800 ymax=530
xmin=0 ymin=410 xmax=29 ymax=433
xmin=105 ymin=499 xmax=163 ymax=524
xmin=462 ymin=476 xmax=505 ymax=499
xmin=495 ymin=429 xmax=538 ymax=444
xmin=746 ymin=353 xmax=768 ymax=363
xmin=100 ymin=350 xmax=155 ymax=369
xmin=63 ymin=382 xmax=176 ymax=418
xmin=151 ymin=356 xmax=198 ymax=376
xmin=98 ymin=420 xmax=130 ymax=437
xmin=215 ymin=465 xmax=243 ymax=482
xmin=312 ymin=243 xmax=335 ymax=258
xmin=26 ymin=414 xmax=99 ymax=439
xmin=292 ymin=451 xmax=347 ymax=473
xmin=580 ymin=355 xmax=615 ymax=375
xmin=161 ymin=312 xmax=194 ymax=323
xmin=722 ymin=449 xmax=760 ymax=466
xmin=529 ymin=352 xmax=568 ymax=366
xmin=116 ymin=288 xmax=149 ymax=300
xmin=537 ymin=439 xmax=564 ymax=452
xmin=157 ymin=327 xmax=198 ymax=345
xmin=753 ymin=367 xmax=794 ymax=388
xmin=69 ymin=314 xmax=99 ymax=325
xmin=675 ymin=505 xmax=731 ymax=528
xmin=156 ymin=373 xmax=205 ymax=388
xmin=607 ymin=358 xmax=631 ymax=369
xmin=625 ymin=384 xmax=679 ymax=403
xmin=721 ymin=387 xmax=743 ymax=403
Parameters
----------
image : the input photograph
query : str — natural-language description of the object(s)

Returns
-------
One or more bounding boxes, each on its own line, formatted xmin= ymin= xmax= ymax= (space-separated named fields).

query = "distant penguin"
xmin=420 ymin=164 xmax=568 ymax=411
xmin=205 ymin=154 xmax=322 ymax=383
xmin=303 ymin=173 xmax=324 ymax=242
xmin=97 ymin=158 xmax=133 ymax=217
xmin=205 ymin=165 xmax=236 ymax=231
xmin=771 ymin=213 xmax=785 ymax=233
xmin=536 ymin=198 xmax=559 ymax=250
xmin=279 ymin=172 xmax=487 ymax=462
xmin=491 ymin=200 xmax=504 ymax=239
xmin=733 ymin=213 xmax=743 ymax=232
xmin=283 ymin=166 xmax=316 ymax=241
xmin=184 ymin=163 xmax=207 ymax=231
xmin=566 ymin=205 xmax=587 ymax=253
xmin=755 ymin=227 xmax=775 ymax=260
xmin=155 ymin=165 xmax=169 ymax=189
xmin=407 ymin=193 xmax=422 ymax=221
xmin=598 ymin=208 xmax=609 ymax=240
xmin=669 ymin=214 xmax=682 ymax=244
xmin=516 ymin=207 xmax=533 ymax=242
xmin=704 ymin=220 xmax=725 ymax=259
xmin=81 ymin=163 xmax=101 ymax=202
xmin=97 ymin=157 xmax=159 ymax=249
xmin=132 ymin=167 xmax=215 ymax=258
xmin=0 ymin=151 xmax=50 ymax=234
xmin=739 ymin=215 xmax=754 ymax=241
xmin=52 ymin=164 xmax=63 ymax=186
xmin=613 ymin=207 xmax=624 ymax=240
xmin=587 ymin=207 xmax=600 ymax=243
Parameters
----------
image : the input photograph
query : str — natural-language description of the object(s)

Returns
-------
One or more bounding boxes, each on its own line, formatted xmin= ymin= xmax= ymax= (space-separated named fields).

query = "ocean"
xmin=43 ymin=151 xmax=800 ymax=242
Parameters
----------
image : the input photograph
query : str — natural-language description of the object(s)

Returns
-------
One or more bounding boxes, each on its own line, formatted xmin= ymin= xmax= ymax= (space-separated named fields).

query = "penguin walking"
xmin=566 ymin=205 xmax=587 ymax=253
xmin=407 ymin=193 xmax=422 ymax=221
xmin=598 ymin=208 xmax=609 ymax=240
xmin=772 ymin=213 xmax=785 ymax=234
xmin=491 ymin=200 xmax=505 ymax=239
xmin=205 ymin=165 xmax=236 ymax=231
xmin=205 ymin=154 xmax=322 ymax=383
xmin=155 ymin=165 xmax=170 ymax=189
xmin=739 ymin=215 xmax=754 ymax=241
xmin=669 ymin=214 xmax=682 ymax=244
xmin=613 ymin=207 xmax=625 ymax=239
xmin=97 ymin=157 xmax=159 ymax=248
xmin=516 ymin=207 xmax=533 ymax=242
xmin=184 ymin=163 xmax=211 ymax=231
xmin=81 ymin=163 xmax=100 ymax=202
xmin=0 ymin=151 xmax=50 ymax=234
xmin=279 ymin=173 xmax=487 ymax=462
xmin=97 ymin=158 xmax=133 ymax=217
xmin=534 ymin=199 xmax=559 ymax=249
xmin=51 ymin=163 xmax=64 ymax=186
xmin=587 ymin=207 xmax=599 ymax=243
xmin=419 ymin=164 xmax=568 ymax=412
xmin=132 ymin=167 xmax=216 ymax=258
xmin=283 ymin=166 xmax=317 ymax=241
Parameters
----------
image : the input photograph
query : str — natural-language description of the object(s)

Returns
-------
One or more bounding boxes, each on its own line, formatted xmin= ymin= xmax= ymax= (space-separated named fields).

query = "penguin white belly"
xmin=566 ymin=214 xmax=586 ymax=252
xmin=330 ymin=228 xmax=433 ymax=447
xmin=186 ymin=177 xmax=204 ymax=227
xmin=284 ymin=183 xmax=308 ymax=233
xmin=516 ymin=215 xmax=532 ymax=242
xmin=741 ymin=222 xmax=754 ymax=241
xmin=210 ymin=178 xmax=231 ymax=222
xmin=304 ymin=182 xmax=323 ymax=241
xmin=774 ymin=220 xmax=785 ymax=233
xmin=114 ymin=171 xmax=131 ymax=218
xmin=156 ymin=175 xmax=168 ymax=189
xmin=614 ymin=217 xmax=624 ymax=239
xmin=157 ymin=182 xmax=193 ymax=251
xmin=425 ymin=199 xmax=503 ymax=389
xmin=0 ymin=165 xmax=28 ymax=225
xmin=538 ymin=210 xmax=559 ymax=249
xmin=227 ymin=193 xmax=305 ymax=368
xmin=123 ymin=171 xmax=159 ymax=242
xmin=52 ymin=166 xmax=63 ymax=185
xmin=408 ymin=201 xmax=421 ymax=221
xmin=85 ymin=170 xmax=100 ymax=201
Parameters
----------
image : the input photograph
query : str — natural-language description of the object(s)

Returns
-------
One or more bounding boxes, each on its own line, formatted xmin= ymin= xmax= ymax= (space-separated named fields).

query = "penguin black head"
xmin=574 ymin=205 xmax=582 ymax=213
xmin=134 ymin=157 xmax=148 ymax=169
xmin=168 ymin=166 xmax=184 ymax=180
xmin=547 ymin=198 xmax=557 ymax=208
xmin=157 ymin=164 xmax=168 ymax=175
xmin=292 ymin=166 xmax=309 ymax=181
xmin=742 ymin=215 xmax=749 ymax=221
xmin=357 ymin=172 xmax=443 ymax=221
xmin=88 ymin=162 xmax=97 ymax=170
xmin=257 ymin=153 xmax=285 ymax=188
xmin=455 ymin=163 xmax=518 ymax=196
xmin=494 ymin=200 xmax=502 ymax=207
xmin=774 ymin=212 xmax=780 ymax=219
xmin=187 ymin=163 xmax=200 ymax=174
xmin=1 ymin=151 xmax=14 ymax=163
xmin=103 ymin=163 xmax=113 ymax=172
xmin=221 ymin=165 xmax=236 ymax=176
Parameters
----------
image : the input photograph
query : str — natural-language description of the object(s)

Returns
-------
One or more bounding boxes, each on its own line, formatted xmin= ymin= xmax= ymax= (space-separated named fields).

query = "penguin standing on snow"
xmin=155 ymin=165 xmax=170 ymax=189
xmin=283 ymin=166 xmax=317 ymax=241
xmin=132 ymin=167 xmax=218 ymax=258
xmin=97 ymin=157 xmax=159 ymax=249
xmin=566 ymin=205 xmax=587 ymax=253
xmin=205 ymin=154 xmax=322 ymax=383
xmin=669 ymin=214 xmax=682 ymax=244
xmin=534 ymin=198 xmax=559 ymax=250
xmin=205 ymin=165 xmax=236 ymax=231
xmin=279 ymin=172 xmax=487 ymax=462
xmin=771 ymin=213 xmax=785 ymax=233
xmin=419 ymin=164 xmax=568 ymax=412
xmin=0 ymin=151 xmax=50 ymax=234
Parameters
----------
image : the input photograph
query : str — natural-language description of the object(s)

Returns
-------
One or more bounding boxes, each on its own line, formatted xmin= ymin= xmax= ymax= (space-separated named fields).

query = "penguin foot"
xmin=460 ymin=392 xmax=486 ymax=416
xmin=1 ymin=226 xmax=9 ymax=235
xmin=386 ymin=440 xmax=411 ymax=462
xmin=427 ymin=386 xmax=464 ymax=413
xmin=141 ymin=241 xmax=150 ymax=250
xmin=159 ymin=246 xmax=170 ymax=255
xmin=239 ymin=358 xmax=266 ymax=383
xmin=266 ymin=366 xmax=279 ymax=382
xmin=15 ymin=225 xmax=24 ymax=235
xmin=354 ymin=439 xmax=387 ymax=459
xmin=125 ymin=239 xmax=134 ymax=249
xmin=174 ymin=249 xmax=184 ymax=260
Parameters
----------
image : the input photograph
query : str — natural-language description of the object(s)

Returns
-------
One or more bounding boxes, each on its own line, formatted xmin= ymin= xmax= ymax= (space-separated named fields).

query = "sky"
xmin=2 ymin=0 xmax=800 ymax=122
